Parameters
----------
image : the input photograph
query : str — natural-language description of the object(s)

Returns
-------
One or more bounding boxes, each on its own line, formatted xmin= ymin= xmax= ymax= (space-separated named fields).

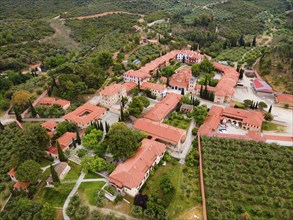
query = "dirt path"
xmin=69 ymin=11 xmax=144 ymax=20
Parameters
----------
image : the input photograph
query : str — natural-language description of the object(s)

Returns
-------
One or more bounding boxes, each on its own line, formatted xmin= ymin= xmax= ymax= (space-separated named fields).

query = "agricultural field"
xmin=201 ymin=137 xmax=293 ymax=220
xmin=128 ymin=44 xmax=162 ymax=65
xmin=65 ymin=14 xmax=139 ymax=52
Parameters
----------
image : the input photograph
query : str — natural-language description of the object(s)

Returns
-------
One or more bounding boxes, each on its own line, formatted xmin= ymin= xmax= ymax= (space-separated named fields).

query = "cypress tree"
xmin=200 ymin=85 xmax=204 ymax=98
xmin=48 ymin=86 xmax=52 ymax=97
xmin=94 ymin=121 xmax=98 ymax=130
xmin=181 ymin=88 xmax=184 ymax=95
xmin=105 ymin=122 xmax=110 ymax=133
xmin=121 ymin=97 xmax=125 ymax=108
xmin=57 ymin=142 xmax=67 ymax=162
xmin=204 ymin=76 xmax=208 ymax=86
xmin=268 ymin=105 xmax=272 ymax=113
xmin=252 ymin=36 xmax=256 ymax=47
xmin=100 ymin=121 xmax=104 ymax=132
xmin=29 ymin=100 xmax=37 ymax=117
xmin=72 ymin=138 xmax=77 ymax=148
xmin=75 ymin=128 xmax=81 ymax=145
xmin=14 ymin=107 xmax=22 ymax=122
xmin=50 ymin=165 xmax=60 ymax=183
xmin=0 ymin=121 xmax=4 ymax=130
xmin=204 ymin=85 xmax=208 ymax=99
xmin=120 ymin=105 xmax=124 ymax=121
xmin=138 ymin=80 xmax=141 ymax=91
xmin=255 ymin=101 xmax=259 ymax=109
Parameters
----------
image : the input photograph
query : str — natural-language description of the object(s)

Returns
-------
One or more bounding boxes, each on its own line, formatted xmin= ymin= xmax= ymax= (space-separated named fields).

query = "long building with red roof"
xmin=143 ymin=93 xmax=182 ymax=122
xmin=133 ymin=118 xmax=186 ymax=149
xmin=99 ymin=84 xmax=127 ymax=108
xmin=109 ymin=139 xmax=166 ymax=197
xmin=275 ymin=93 xmax=293 ymax=107
xmin=140 ymin=81 xmax=167 ymax=100
xmin=63 ymin=103 xmax=106 ymax=128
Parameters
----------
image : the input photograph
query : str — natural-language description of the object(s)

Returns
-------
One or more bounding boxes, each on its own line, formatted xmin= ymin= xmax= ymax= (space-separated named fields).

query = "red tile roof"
xmin=47 ymin=146 xmax=58 ymax=155
xmin=124 ymin=70 xmax=151 ymax=79
xmin=169 ymin=68 xmax=192 ymax=89
xmin=222 ymin=108 xmax=264 ymax=128
xmin=100 ymin=84 xmax=125 ymax=97
xmin=141 ymin=82 xmax=166 ymax=91
xmin=263 ymin=135 xmax=293 ymax=142
xmin=252 ymin=79 xmax=273 ymax=93
xmin=198 ymin=106 xmax=223 ymax=135
xmin=109 ymin=139 xmax=166 ymax=189
xmin=8 ymin=168 xmax=16 ymax=176
xmin=54 ymin=99 xmax=70 ymax=107
xmin=122 ymin=82 xmax=137 ymax=93
xmin=14 ymin=181 xmax=30 ymax=190
xmin=56 ymin=132 xmax=76 ymax=148
xmin=144 ymin=93 xmax=182 ymax=121
xmin=275 ymin=94 xmax=293 ymax=106
xmin=39 ymin=97 xmax=56 ymax=105
xmin=41 ymin=120 xmax=57 ymax=131
xmin=133 ymin=118 xmax=186 ymax=145
xmin=63 ymin=103 xmax=106 ymax=126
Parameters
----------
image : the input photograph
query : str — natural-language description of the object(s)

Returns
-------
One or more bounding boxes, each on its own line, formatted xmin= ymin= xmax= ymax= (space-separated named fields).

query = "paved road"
xmin=171 ymin=119 xmax=195 ymax=163
xmin=63 ymin=172 xmax=108 ymax=220
xmin=63 ymin=172 xmax=86 ymax=220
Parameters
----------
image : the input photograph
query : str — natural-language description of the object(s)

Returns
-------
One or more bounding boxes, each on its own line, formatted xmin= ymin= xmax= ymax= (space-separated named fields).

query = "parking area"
xmin=234 ymin=75 xmax=274 ymax=107
xmin=217 ymin=122 xmax=248 ymax=135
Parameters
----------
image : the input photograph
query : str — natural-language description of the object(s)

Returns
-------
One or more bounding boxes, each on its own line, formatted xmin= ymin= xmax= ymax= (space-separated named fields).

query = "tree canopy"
xmin=105 ymin=122 xmax=146 ymax=160
xmin=16 ymin=160 xmax=42 ymax=183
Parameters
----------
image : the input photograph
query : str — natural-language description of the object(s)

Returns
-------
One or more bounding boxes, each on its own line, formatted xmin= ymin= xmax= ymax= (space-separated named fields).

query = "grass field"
xmin=84 ymin=172 xmax=104 ymax=179
xmin=261 ymin=121 xmax=285 ymax=132
xmin=142 ymin=159 xmax=201 ymax=219
xmin=164 ymin=113 xmax=191 ymax=130
xmin=62 ymin=161 xmax=82 ymax=181
xmin=35 ymin=183 xmax=75 ymax=207
xmin=77 ymin=181 xmax=106 ymax=205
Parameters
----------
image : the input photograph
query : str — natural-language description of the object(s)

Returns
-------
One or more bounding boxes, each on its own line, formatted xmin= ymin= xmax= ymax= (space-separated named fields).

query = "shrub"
xmin=77 ymin=149 xmax=87 ymax=158
xmin=131 ymin=205 xmax=143 ymax=217
xmin=192 ymin=127 xmax=198 ymax=135
xmin=75 ymin=205 xmax=90 ymax=220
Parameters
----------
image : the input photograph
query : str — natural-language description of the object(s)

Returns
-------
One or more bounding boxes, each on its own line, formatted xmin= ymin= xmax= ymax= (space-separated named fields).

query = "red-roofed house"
xmin=47 ymin=132 xmax=76 ymax=158
xmin=123 ymin=70 xmax=150 ymax=84
xmin=109 ymin=139 xmax=166 ymax=197
xmin=41 ymin=120 xmax=57 ymax=132
xmin=63 ymin=103 xmax=106 ymax=128
xmin=141 ymin=82 xmax=167 ymax=100
xmin=8 ymin=168 xmax=17 ymax=182
xmin=143 ymin=93 xmax=182 ymax=122
xmin=133 ymin=118 xmax=186 ymax=150
xmin=38 ymin=97 xmax=71 ymax=110
xmin=122 ymin=82 xmax=137 ymax=94
xmin=275 ymin=94 xmax=293 ymax=107
xmin=13 ymin=182 xmax=30 ymax=192
xmin=169 ymin=68 xmax=193 ymax=93
xmin=99 ymin=84 xmax=127 ymax=108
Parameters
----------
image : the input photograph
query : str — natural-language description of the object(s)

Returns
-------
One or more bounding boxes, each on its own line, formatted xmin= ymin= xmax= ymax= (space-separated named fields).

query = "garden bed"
xmin=164 ymin=113 xmax=191 ymax=129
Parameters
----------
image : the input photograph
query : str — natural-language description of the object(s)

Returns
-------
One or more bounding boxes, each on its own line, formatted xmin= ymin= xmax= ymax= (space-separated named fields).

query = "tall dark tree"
xmin=76 ymin=128 xmax=81 ymax=145
xmin=29 ymin=100 xmax=37 ymax=117
xmin=47 ymin=86 xmax=52 ymax=97
xmin=239 ymin=35 xmax=245 ymax=47
xmin=268 ymin=105 xmax=272 ymax=113
xmin=182 ymin=56 xmax=185 ymax=63
xmin=200 ymin=85 xmax=204 ymax=98
xmin=181 ymin=88 xmax=184 ymax=95
xmin=120 ymin=104 xmax=125 ymax=122
xmin=138 ymin=80 xmax=141 ymax=91
xmin=0 ymin=121 xmax=4 ymax=130
xmin=50 ymin=165 xmax=60 ymax=183
xmin=51 ymin=76 xmax=58 ymax=88
xmin=105 ymin=122 xmax=110 ymax=133
xmin=72 ymin=138 xmax=77 ymax=149
xmin=14 ymin=107 xmax=22 ymax=122
xmin=57 ymin=142 xmax=67 ymax=162
xmin=99 ymin=121 xmax=104 ymax=132
xmin=252 ymin=36 xmax=257 ymax=47
xmin=239 ymin=69 xmax=244 ymax=79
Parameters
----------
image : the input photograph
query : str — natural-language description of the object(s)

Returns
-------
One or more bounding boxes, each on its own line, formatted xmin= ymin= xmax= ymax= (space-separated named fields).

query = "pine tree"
xmin=57 ymin=142 xmax=67 ymax=162
xmin=268 ymin=105 xmax=272 ymax=113
xmin=50 ymin=165 xmax=60 ymax=183
xmin=29 ymin=100 xmax=37 ymax=117
xmin=0 ymin=121 xmax=4 ymax=130
xmin=14 ymin=107 xmax=22 ymax=122
xmin=252 ymin=36 xmax=256 ymax=47
xmin=75 ymin=128 xmax=81 ymax=145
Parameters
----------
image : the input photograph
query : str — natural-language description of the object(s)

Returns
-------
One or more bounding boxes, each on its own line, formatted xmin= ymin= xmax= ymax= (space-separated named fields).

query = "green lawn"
xmin=142 ymin=159 xmax=201 ymax=219
xmin=35 ymin=183 xmax=75 ymax=207
xmin=262 ymin=121 xmax=285 ymax=132
xmin=77 ymin=182 xmax=106 ymax=205
xmin=63 ymin=161 xmax=82 ymax=181
xmin=84 ymin=172 xmax=104 ymax=179
xmin=39 ymin=158 xmax=53 ymax=167
xmin=164 ymin=113 xmax=191 ymax=130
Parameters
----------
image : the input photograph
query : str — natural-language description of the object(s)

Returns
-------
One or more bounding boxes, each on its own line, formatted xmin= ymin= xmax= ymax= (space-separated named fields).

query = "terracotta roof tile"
xmin=41 ymin=120 xmax=57 ymax=131
xmin=56 ymin=132 xmax=76 ymax=148
xmin=141 ymin=82 xmax=166 ymax=91
xmin=14 ymin=182 xmax=30 ymax=189
xmin=109 ymin=139 xmax=166 ymax=189
xmin=63 ymin=103 xmax=106 ymax=126
xmin=100 ymin=84 xmax=125 ymax=97
xmin=275 ymin=94 xmax=293 ymax=105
